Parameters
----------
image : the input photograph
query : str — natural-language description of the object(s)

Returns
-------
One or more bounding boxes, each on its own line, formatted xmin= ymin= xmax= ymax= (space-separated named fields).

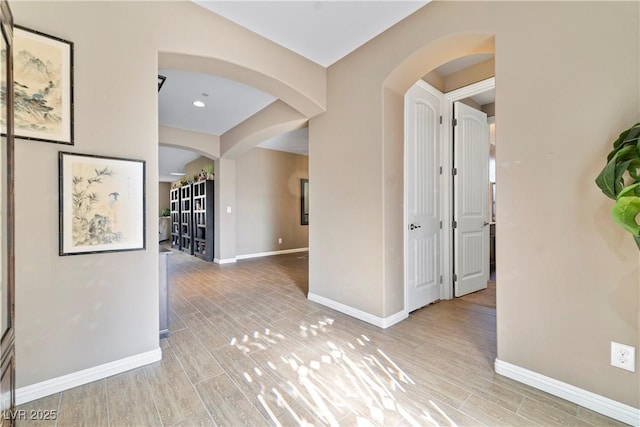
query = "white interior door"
xmin=454 ymin=101 xmax=489 ymax=297
xmin=405 ymin=82 xmax=441 ymax=312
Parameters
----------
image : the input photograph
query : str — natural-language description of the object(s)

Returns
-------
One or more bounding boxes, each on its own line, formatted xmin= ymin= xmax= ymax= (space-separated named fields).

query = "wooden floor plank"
xmin=16 ymin=248 xmax=625 ymax=427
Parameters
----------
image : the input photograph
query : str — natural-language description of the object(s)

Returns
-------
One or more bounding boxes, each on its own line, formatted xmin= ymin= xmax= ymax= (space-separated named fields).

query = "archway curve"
xmin=222 ymin=120 xmax=308 ymax=160
xmin=159 ymin=125 xmax=220 ymax=160
xmin=158 ymin=142 xmax=217 ymax=161
xmin=383 ymin=32 xmax=495 ymax=95
xmin=380 ymin=31 xmax=496 ymax=316
xmin=220 ymin=100 xmax=308 ymax=159
xmin=159 ymin=52 xmax=325 ymax=120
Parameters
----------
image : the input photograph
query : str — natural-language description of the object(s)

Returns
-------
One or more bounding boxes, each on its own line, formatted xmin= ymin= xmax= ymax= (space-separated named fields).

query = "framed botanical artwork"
xmin=59 ymin=152 xmax=146 ymax=255
xmin=6 ymin=26 xmax=73 ymax=144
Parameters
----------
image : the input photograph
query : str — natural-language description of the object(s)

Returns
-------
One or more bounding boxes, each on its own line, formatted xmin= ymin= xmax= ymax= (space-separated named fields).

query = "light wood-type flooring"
xmin=18 ymin=249 xmax=626 ymax=426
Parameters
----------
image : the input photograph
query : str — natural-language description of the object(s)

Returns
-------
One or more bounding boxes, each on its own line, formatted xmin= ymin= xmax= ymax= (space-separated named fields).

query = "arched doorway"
xmin=381 ymin=32 xmax=496 ymax=315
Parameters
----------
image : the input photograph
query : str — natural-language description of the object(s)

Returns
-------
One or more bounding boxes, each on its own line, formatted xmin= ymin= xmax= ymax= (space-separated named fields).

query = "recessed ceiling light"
xmin=170 ymin=172 xmax=186 ymax=176
xmin=193 ymin=100 xmax=205 ymax=108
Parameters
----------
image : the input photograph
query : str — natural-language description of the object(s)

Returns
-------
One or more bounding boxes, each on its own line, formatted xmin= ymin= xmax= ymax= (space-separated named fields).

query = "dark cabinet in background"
xmin=180 ymin=184 xmax=193 ymax=255
xmin=170 ymin=181 xmax=214 ymax=261
xmin=192 ymin=180 xmax=214 ymax=261
xmin=170 ymin=187 xmax=180 ymax=250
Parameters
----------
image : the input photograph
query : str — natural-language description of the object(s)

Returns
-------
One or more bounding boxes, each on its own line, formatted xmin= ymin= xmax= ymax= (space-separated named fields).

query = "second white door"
xmin=453 ymin=101 xmax=490 ymax=297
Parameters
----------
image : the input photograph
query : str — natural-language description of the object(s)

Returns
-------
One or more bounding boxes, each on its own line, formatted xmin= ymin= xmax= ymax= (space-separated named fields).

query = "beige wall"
xmin=459 ymin=97 xmax=481 ymax=110
xmin=482 ymin=102 xmax=495 ymax=117
xmin=444 ymin=57 xmax=494 ymax=92
xmin=183 ymin=156 xmax=216 ymax=183
xmin=310 ymin=0 xmax=639 ymax=408
xmin=421 ymin=70 xmax=444 ymax=92
xmin=174 ymin=150 xmax=308 ymax=258
xmin=159 ymin=182 xmax=171 ymax=216
xmin=236 ymin=148 xmax=309 ymax=255
xmin=421 ymin=57 xmax=494 ymax=94
xmin=12 ymin=0 xmax=324 ymax=390
xmin=214 ymin=158 xmax=237 ymax=261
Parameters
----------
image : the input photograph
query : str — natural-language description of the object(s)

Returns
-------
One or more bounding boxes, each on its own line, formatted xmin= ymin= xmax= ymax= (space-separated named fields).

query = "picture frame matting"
xmin=59 ymin=151 xmax=146 ymax=256
xmin=6 ymin=25 xmax=74 ymax=145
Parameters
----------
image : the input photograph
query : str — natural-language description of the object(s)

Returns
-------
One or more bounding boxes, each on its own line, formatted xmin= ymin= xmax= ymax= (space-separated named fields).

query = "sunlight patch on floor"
xmin=228 ymin=317 xmax=459 ymax=426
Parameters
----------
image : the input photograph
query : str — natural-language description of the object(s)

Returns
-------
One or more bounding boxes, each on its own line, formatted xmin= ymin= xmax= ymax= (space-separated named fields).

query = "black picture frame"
xmin=9 ymin=25 xmax=74 ymax=145
xmin=158 ymin=74 xmax=166 ymax=92
xmin=301 ymin=178 xmax=309 ymax=225
xmin=59 ymin=152 xmax=146 ymax=256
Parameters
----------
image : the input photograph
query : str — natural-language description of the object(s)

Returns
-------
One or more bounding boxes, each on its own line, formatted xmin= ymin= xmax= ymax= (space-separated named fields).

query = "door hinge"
xmin=453 ymin=273 xmax=458 ymax=282
xmin=452 ymin=168 xmax=457 ymax=176
xmin=452 ymin=118 xmax=458 ymax=127
xmin=439 ymin=166 xmax=443 ymax=175
xmin=439 ymin=115 xmax=443 ymax=124
xmin=439 ymin=275 xmax=443 ymax=284
xmin=452 ymin=220 xmax=457 ymax=229
xmin=439 ymin=221 xmax=442 ymax=229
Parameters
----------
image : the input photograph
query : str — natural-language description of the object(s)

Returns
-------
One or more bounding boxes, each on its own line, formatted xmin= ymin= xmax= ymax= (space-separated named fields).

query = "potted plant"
xmin=204 ymin=164 xmax=215 ymax=180
xmin=160 ymin=208 xmax=170 ymax=217
xmin=595 ymin=122 xmax=640 ymax=249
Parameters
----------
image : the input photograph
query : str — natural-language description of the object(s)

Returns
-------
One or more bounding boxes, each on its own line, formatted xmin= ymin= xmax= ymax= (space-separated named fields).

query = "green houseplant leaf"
xmin=597 ymin=123 xmax=640 ymax=249
xmin=612 ymin=122 xmax=640 ymax=150
xmin=596 ymin=155 xmax=618 ymax=200
xmin=612 ymin=196 xmax=640 ymax=235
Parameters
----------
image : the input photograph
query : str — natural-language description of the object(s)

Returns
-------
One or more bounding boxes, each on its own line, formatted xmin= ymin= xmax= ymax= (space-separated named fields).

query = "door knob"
xmin=409 ymin=224 xmax=422 ymax=230
xmin=483 ymin=221 xmax=489 ymax=227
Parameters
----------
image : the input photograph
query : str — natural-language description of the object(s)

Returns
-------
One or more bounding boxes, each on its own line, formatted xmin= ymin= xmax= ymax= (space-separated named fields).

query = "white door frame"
xmin=403 ymin=77 xmax=495 ymax=314
xmin=441 ymin=77 xmax=495 ymax=300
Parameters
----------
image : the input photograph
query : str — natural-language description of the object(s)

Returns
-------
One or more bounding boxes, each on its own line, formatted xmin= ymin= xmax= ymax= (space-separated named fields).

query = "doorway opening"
xmin=404 ymin=74 xmax=496 ymax=313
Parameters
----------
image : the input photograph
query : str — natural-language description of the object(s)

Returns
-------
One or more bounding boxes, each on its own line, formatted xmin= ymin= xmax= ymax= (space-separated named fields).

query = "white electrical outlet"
xmin=611 ymin=342 xmax=636 ymax=372
xmin=278 ymin=238 xmax=283 ymax=244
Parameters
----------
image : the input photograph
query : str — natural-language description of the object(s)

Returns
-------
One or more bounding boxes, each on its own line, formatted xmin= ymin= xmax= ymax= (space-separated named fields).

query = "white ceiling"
xmin=158 ymin=69 xmax=276 ymax=136
xmin=471 ymin=88 xmax=495 ymax=106
xmin=158 ymin=1 xmax=433 ymax=178
xmin=158 ymin=146 xmax=202 ymax=182
xmin=194 ymin=1 xmax=429 ymax=67
xmin=258 ymin=128 xmax=309 ymax=156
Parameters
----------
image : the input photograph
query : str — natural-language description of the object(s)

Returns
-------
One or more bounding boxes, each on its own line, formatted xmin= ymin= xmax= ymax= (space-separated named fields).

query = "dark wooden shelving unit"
xmin=170 ymin=187 xmax=181 ymax=250
xmin=192 ymin=180 xmax=214 ymax=261
xmin=180 ymin=184 xmax=193 ymax=254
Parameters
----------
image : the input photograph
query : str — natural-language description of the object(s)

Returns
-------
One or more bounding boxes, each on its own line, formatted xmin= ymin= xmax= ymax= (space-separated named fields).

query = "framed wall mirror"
xmin=300 ymin=179 xmax=309 ymax=225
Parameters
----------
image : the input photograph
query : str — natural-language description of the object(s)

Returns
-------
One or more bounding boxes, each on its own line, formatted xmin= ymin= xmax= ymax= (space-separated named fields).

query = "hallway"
xmin=19 ymin=250 xmax=623 ymax=426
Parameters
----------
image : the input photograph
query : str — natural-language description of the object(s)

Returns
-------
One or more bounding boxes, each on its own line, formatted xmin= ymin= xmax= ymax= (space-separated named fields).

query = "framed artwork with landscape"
xmin=59 ymin=152 xmax=145 ymax=256
xmin=7 ymin=26 xmax=73 ymax=145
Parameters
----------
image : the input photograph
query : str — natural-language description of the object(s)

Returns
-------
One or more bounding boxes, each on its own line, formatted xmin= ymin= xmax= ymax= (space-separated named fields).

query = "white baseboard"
xmin=308 ymin=293 xmax=407 ymax=329
xmin=236 ymin=247 xmax=308 ymax=260
xmin=215 ymin=248 xmax=308 ymax=264
xmin=381 ymin=310 xmax=408 ymax=328
xmin=495 ymin=358 xmax=640 ymax=426
xmin=16 ymin=348 xmax=162 ymax=406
